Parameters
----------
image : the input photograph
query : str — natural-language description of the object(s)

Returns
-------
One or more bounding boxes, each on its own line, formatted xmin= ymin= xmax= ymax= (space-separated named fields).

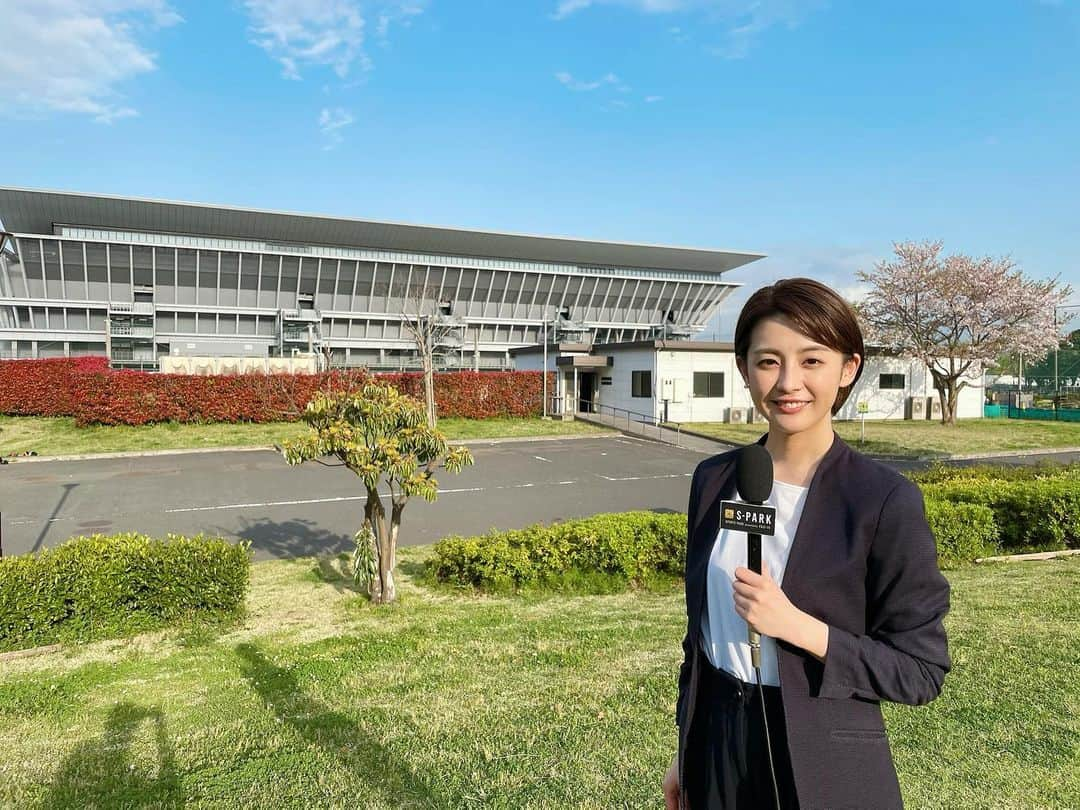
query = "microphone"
xmin=734 ymin=444 xmax=774 ymax=669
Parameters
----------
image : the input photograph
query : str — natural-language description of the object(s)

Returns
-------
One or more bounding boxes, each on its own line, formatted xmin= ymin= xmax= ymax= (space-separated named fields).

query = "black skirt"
xmin=683 ymin=658 xmax=800 ymax=809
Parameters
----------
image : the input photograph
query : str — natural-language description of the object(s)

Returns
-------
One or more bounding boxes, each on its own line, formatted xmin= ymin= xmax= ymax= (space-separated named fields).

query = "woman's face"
xmin=737 ymin=314 xmax=861 ymax=438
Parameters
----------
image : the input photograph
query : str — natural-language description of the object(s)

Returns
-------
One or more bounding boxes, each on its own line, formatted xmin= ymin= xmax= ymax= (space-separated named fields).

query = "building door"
xmin=579 ymin=372 xmax=597 ymax=413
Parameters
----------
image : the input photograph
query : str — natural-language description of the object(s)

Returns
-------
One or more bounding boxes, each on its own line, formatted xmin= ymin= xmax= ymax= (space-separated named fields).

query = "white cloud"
xmin=0 ymin=0 xmax=180 ymax=123
xmin=644 ymin=94 xmax=664 ymax=102
xmin=244 ymin=0 xmax=424 ymax=80
xmin=554 ymin=71 xmax=622 ymax=91
xmin=552 ymin=1 xmax=824 ymax=58
xmin=318 ymin=106 xmax=355 ymax=149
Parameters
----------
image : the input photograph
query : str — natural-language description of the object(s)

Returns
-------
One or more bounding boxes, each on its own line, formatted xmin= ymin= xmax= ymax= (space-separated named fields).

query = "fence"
xmin=1006 ymin=404 xmax=1080 ymax=422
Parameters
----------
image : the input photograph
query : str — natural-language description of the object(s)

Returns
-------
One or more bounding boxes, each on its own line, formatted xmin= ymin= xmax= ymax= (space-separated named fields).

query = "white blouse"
xmin=700 ymin=479 xmax=810 ymax=686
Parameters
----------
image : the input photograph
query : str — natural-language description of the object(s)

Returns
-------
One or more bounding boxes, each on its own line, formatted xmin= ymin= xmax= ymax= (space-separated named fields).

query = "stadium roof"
xmin=0 ymin=187 xmax=764 ymax=274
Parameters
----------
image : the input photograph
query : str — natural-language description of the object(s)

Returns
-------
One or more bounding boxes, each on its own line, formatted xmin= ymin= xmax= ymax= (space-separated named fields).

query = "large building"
xmin=0 ymin=188 xmax=763 ymax=370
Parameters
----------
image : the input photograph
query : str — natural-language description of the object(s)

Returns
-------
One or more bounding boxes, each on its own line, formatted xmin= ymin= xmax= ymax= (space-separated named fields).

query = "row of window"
xmin=54 ymin=226 xmax=730 ymax=284
xmin=630 ymin=371 xmax=907 ymax=398
xmin=5 ymin=239 xmax=718 ymax=323
xmin=631 ymin=371 xmax=726 ymax=398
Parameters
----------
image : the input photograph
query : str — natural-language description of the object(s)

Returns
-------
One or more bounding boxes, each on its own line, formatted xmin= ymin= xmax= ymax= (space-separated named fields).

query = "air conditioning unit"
xmin=727 ymin=407 xmax=748 ymax=424
xmin=926 ymin=397 xmax=942 ymax=420
xmin=905 ymin=396 xmax=926 ymax=420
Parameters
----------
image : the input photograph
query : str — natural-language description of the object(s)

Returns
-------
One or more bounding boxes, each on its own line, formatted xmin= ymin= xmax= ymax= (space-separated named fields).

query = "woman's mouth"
xmin=774 ymin=400 xmax=810 ymax=414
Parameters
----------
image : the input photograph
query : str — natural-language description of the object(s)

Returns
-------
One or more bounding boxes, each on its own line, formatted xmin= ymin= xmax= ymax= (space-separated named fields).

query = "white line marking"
xmin=533 ymin=456 xmax=551 ymax=463
xmin=595 ymin=472 xmax=693 ymax=482
xmin=165 ymin=495 xmax=368 ymax=513
xmin=162 ymin=478 xmax=584 ymax=514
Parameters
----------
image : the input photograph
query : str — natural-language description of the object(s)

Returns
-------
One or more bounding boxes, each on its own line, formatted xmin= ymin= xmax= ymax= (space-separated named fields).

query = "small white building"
xmin=510 ymin=339 xmax=984 ymax=423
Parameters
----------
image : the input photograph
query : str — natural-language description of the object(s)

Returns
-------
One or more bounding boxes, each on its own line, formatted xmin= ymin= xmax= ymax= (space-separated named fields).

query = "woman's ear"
xmin=841 ymin=353 xmax=861 ymax=388
xmin=735 ymin=356 xmax=749 ymax=387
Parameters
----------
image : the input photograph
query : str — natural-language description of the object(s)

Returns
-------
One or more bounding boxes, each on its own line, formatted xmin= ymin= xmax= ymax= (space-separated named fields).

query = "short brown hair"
xmin=733 ymin=278 xmax=864 ymax=415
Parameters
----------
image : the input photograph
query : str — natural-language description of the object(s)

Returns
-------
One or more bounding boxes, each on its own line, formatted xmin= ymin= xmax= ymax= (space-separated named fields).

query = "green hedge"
xmin=923 ymin=500 xmax=999 ymax=569
xmin=430 ymin=511 xmax=685 ymax=590
xmin=919 ymin=478 xmax=1080 ymax=553
xmin=908 ymin=462 xmax=1080 ymax=485
xmin=0 ymin=533 xmax=251 ymax=653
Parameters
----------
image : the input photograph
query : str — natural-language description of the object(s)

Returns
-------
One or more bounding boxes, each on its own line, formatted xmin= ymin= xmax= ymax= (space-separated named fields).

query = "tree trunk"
xmin=423 ymin=351 xmax=436 ymax=428
xmin=364 ymin=488 xmax=396 ymax=604
xmin=945 ymin=384 xmax=960 ymax=426
xmin=389 ymin=497 xmax=406 ymax=579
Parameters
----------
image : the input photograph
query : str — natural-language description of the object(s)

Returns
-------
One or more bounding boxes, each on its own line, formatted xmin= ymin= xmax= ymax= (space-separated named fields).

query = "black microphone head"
xmin=736 ymin=444 xmax=773 ymax=503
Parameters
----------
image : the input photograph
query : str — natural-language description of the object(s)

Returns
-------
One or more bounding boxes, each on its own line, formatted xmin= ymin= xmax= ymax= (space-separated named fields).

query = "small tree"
xmin=857 ymin=241 xmax=1072 ymax=425
xmin=282 ymin=383 xmax=473 ymax=604
xmin=398 ymin=281 xmax=464 ymax=427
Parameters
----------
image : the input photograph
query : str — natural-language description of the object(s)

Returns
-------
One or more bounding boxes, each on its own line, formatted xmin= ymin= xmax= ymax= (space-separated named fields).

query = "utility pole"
xmin=542 ymin=317 xmax=548 ymax=418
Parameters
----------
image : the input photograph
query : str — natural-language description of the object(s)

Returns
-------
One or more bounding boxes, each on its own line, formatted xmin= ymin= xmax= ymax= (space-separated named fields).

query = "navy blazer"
xmin=676 ymin=433 xmax=951 ymax=810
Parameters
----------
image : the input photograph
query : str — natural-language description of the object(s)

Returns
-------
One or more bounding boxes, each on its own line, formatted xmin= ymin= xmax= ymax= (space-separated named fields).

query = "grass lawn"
xmin=682 ymin=418 xmax=1080 ymax=459
xmin=0 ymin=551 xmax=1076 ymax=808
xmin=0 ymin=415 xmax=611 ymax=458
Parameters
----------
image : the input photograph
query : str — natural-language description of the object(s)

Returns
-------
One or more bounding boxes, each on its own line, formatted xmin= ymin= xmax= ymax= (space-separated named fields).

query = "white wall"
xmin=517 ymin=346 xmax=984 ymax=422
xmin=836 ymin=356 xmax=984 ymax=421
xmin=592 ymin=346 xmax=657 ymax=419
xmin=654 ymin=349 xmax=755 ymax=422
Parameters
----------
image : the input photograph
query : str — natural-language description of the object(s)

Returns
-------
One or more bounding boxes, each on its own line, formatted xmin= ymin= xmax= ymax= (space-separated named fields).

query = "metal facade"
xmin=0 ymin=188 xmax=763 ymax=369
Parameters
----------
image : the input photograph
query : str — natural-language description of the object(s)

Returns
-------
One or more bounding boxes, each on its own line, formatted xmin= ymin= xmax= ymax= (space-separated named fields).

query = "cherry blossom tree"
xmin=857 ymin=241 xmax=1073 ymax=425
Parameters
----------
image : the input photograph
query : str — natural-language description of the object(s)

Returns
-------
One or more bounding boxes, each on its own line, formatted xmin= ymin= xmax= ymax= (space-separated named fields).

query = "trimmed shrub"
xmin=923 ymin=500 xmax=999 ymax=569
xmin=908 ymin=461 xmax=1080 ymax=485
xmin=920 ymin=478 xmax=1080 ymax=553
xmin=0 ymin=357 xmax=553 ymax=425
xmin=429 ymin=511 xmax=686 ymax=590
xmin=0 ymin=533 xmax=251 ymax=652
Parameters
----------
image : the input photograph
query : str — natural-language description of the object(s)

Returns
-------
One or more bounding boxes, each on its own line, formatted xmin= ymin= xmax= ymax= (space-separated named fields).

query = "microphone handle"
xmin=747 ymin=530 xmax=762 ymax=668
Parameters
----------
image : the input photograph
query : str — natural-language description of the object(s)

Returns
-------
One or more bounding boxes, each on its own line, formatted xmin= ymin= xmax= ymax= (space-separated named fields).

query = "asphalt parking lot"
xmin=1 ymin=436 xmax=710 ymax=560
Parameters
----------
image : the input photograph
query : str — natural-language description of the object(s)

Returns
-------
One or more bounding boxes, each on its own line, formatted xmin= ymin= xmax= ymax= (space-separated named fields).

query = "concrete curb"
xmin=1 ymin=430 xmax=622 ymax=464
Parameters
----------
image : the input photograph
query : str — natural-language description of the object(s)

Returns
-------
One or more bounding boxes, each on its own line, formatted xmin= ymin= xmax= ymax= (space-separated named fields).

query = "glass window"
xmin=693 ymin=372 xmax=725 ymax=398
xmin=632 ymin=370 xmax=651 ymax=398
xmin=879 ymin=374 xmax=905 ymax=390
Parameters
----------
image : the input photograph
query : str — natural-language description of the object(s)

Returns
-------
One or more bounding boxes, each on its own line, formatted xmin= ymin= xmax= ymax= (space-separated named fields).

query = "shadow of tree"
xmin=235 ymin=642 xmax=442 ymax=809
xmin=43 ymin=702 xmax=182 ymax=809
xmin=313 ymin=554 xmax=361 ymax=595
xmin=211 ymin=515 xmax=354 ymax=561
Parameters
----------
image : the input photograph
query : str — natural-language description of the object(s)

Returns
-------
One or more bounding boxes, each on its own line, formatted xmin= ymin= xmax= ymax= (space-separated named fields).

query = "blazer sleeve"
xmin=675 ymin=461 xmax=705 ymax=728
xmin=817 ymin=478 xmax=951 ymax=706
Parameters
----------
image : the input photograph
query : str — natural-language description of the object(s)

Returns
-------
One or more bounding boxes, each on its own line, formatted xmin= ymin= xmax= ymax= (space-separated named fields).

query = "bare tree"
xmin=397 ymin=279 xmax=464 ymax=427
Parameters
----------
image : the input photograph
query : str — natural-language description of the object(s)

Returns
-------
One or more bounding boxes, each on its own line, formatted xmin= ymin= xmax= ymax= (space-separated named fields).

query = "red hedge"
xmin=0 ymin=357 xmax=550 ymax=425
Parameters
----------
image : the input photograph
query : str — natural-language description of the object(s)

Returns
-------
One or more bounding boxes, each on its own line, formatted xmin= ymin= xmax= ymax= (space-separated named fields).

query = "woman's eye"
xmin=804 ymin=358 xmax=822 ymax=366
xmin=757 ymin=359 xmax=777 ymax=367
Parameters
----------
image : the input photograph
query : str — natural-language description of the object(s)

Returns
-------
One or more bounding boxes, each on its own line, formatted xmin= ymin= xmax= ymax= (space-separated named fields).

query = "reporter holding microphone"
xmin=663 ymin=279 xmax=951 ymax=809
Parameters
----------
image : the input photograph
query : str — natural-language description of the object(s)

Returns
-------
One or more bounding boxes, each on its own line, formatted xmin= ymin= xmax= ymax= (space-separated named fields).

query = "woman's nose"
xmin=776 ymin=363 xmax=804 ymax=392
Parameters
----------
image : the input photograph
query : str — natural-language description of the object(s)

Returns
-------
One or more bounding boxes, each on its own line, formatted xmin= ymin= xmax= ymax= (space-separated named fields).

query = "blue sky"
xmin=3 ymin=0 xmax=1078 ymax=337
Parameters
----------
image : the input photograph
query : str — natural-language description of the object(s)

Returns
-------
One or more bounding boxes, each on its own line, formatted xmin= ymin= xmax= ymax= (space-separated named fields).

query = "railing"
xmin=110 ymin=324 xmax=155 ymax=338
xmin=108 ymin=302 xmax=155 ymax=316
xmin=579 ymin=401 xmax=683 ymax=447
xmin=109 ymin=360 xmax=160 ymax=371
xmin=281 ymin=308 xmax=322 ymax=322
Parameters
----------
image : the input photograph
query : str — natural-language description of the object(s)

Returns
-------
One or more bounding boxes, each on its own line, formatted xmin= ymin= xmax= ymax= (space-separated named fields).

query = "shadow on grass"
xmin=235 ymin=642 xmax=442 ymax=809
xmin=313 ymin=554 xmax=363 ymax=595
xmin=43 ymin=702 xmax=181 ymax=809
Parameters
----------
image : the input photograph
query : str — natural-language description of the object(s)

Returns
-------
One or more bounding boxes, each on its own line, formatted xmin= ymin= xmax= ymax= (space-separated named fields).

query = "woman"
xmin=662 ymin=278 xmax=951 ymax=809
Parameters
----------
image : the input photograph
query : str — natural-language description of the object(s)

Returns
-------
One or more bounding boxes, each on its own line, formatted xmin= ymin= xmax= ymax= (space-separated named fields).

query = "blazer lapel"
xmin=779 ymin=432 xmax=847 ymax=591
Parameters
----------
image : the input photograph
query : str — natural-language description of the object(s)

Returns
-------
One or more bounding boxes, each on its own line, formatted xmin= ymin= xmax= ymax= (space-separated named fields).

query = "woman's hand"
xmin=663 ymin=754 xmax=680 ymax=810
xmin=732 ymin=563 xmax=829 ymax=660
xmin=732 ymin=563 xmax=801 ymax=640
